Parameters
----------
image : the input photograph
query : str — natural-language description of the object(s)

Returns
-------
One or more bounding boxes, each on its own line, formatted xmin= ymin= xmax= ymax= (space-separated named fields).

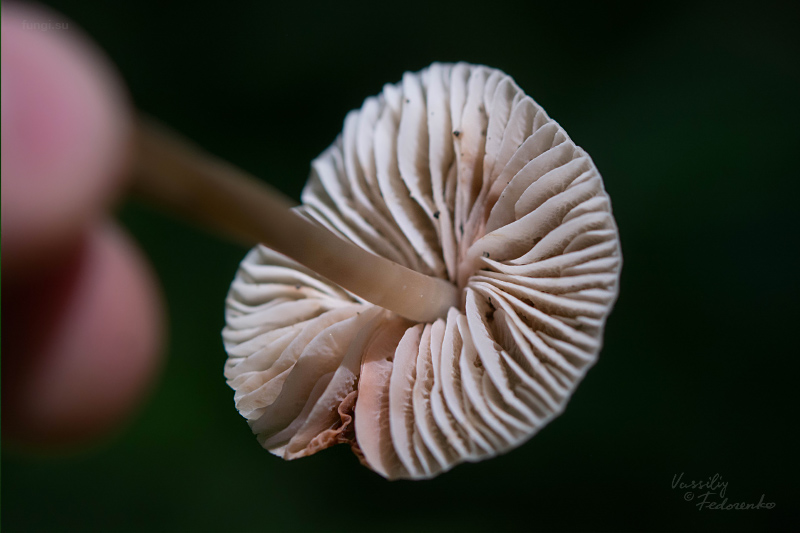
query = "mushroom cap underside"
xmin=223 ymin=62 xmax=621 ymax=480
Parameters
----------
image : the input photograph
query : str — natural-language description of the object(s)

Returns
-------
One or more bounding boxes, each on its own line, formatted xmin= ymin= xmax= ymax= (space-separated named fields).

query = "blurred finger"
xmin=2 ymin=222 xmax=164 ymax=447
xmin=1 ymin=2 xmax=131 ymax=276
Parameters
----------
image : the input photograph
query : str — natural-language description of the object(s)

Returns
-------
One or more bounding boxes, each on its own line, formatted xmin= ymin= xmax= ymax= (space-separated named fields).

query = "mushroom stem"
xmin=131 ymin=117 xmax=459 ymax=323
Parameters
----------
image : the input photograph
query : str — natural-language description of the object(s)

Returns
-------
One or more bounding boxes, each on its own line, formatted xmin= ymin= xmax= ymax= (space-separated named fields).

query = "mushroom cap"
xmin=223 ymin=62 xmax=621 ymax=479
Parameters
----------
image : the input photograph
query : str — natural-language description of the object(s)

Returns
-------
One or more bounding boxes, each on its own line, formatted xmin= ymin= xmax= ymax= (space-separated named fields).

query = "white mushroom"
xmin=220 ymin=62 xmax=622 ymax=479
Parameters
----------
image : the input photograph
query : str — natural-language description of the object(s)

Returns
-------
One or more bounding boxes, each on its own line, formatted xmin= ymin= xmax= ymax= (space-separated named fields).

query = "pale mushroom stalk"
xmin=131 ymin=117 xmax=459 ymax=323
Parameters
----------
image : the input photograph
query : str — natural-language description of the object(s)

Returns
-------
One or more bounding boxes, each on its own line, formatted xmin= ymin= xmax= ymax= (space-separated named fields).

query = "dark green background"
xmin=3 ymin=1 xmax=799 ymax=531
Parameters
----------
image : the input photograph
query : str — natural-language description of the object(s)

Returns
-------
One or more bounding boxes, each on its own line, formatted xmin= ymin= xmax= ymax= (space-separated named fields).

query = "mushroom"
xmin=135 ymin=62 xmax=621 ymax=480
xmin=220 ymin=63 xmax=621 ymax=479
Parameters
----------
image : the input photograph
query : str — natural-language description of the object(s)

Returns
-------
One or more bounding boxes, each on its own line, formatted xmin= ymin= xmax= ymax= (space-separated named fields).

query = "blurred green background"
xmin=3 ymin=1 xmax=799 ymax=531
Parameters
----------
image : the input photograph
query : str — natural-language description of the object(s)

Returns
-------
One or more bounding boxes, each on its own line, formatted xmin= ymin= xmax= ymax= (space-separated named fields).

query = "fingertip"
xmin=2 ymin=222 xmax=165 ymax=448
xmin=1 ymin=3 xmax=131 ymax=275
